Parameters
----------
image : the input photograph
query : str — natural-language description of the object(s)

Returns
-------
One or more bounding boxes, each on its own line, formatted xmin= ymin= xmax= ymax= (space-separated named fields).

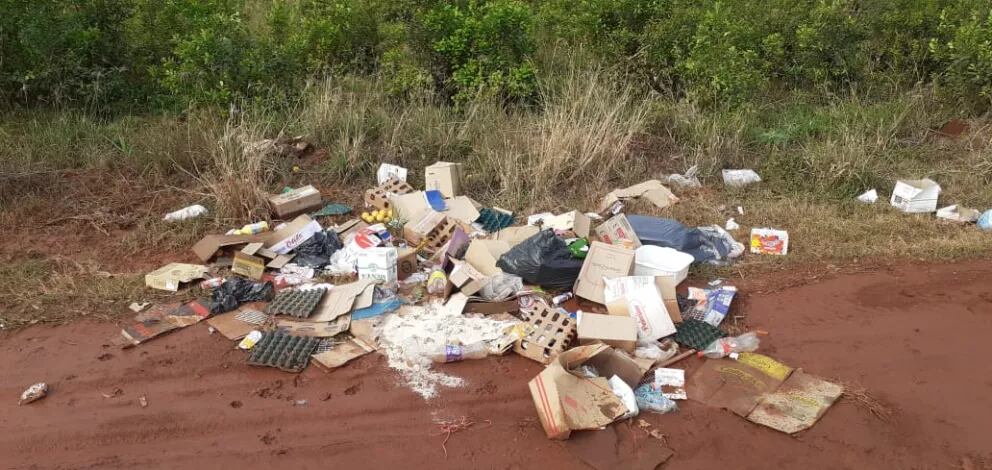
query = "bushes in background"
xmin=1 ymin=0 xmax=990 ymax=111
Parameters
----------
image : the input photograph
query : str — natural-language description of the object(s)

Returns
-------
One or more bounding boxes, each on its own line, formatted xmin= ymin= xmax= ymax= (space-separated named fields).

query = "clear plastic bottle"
xmin=698 ymin=332 xmax=760 ymax=359
xmin=427 ymin=266 xmax=447 ymax=295
xmin=427 ymin=342 xmax=489 ymax=363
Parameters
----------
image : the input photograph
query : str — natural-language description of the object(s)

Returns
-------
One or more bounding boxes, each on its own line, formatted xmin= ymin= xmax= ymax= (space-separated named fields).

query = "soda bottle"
xmin=427 ymin=342 xmax=489 ymax=363
xmin=698 ymin=332 xmax=760 ymax=359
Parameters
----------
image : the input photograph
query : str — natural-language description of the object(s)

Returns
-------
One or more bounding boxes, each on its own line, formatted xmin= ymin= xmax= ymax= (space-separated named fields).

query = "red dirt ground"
xmin=2 ymin=259 xmax=991 ymax=469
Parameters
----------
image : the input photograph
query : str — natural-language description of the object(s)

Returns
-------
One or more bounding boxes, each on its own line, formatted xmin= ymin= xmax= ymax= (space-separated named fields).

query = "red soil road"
xmin=1 ymin=259 xmax=991 ymax=469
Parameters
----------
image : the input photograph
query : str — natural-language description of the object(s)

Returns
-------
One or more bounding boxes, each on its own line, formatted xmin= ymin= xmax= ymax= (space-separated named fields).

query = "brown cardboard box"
xmin=391 ymin=191 xmax=431 ymax=221
xmin=495 ymin=225 xmax=540 ymax=247
xmin=444 ymin=196 xmax=481 ymax=225
xmin=448 ymin=260 xmax=488 ymax=296
xmin=403 ymin=210 xmax=446 ymax=245
xmin=144 ymin=263 xmax=208 ymax=291
xmin=594 ymin=213 xmax=642 ymax=248
xmin=269 ymin=185 xmax=322 ymax=219
xmin=577 ymin=313 xmax=637 ymax=352
xmin=396 ymin=248 xmax=418 ymax=280
xmin=464 ymin=239 xmax=510 ymax=276
xmin=573 ymin=242 xmax=635 ymax=304
xmin=309 ymin=279 xmax=376 ymax=323
xmin=192 ymin=233 xmax=269 ymax=262
xmin=232 ymin=251 xmax=266 ymax=280
xmin=528 ymin=344 xmax=645 ymax=439
xmin=425 ymin=161 xmax=462 ymax=198
xmin=654 ymin=275 xmax=682 ymax=323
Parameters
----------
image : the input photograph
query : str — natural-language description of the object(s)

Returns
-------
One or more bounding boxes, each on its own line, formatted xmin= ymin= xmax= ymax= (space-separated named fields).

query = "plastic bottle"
xmin=698 ymin=332 xmax=760 ymax=359
xmin=551 ymin=292 xmax=574 ymax=305
xmin=233 ymin=221 xmax=269 ymax=235
xmin=163 ymin=204 xmax=208 ymax=222
xmin=427 ymin=342 xmax=489 ymax=363
xmin=427 ymin=266 xmax=447 ymax=295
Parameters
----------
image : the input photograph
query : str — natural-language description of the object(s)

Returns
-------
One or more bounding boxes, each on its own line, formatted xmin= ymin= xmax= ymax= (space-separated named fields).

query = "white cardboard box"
xmin=890 ymin=179 xmax=941 ymax=213
xmin=357 ymin=247 xmax=398 ymax=284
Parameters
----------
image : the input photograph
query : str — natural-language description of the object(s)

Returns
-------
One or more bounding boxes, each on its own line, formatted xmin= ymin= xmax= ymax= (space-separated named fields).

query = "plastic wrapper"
xmin=209 ymin=278 xmax=274 ymax=313
xmin=496 ymin=229 xmax=583 ymax=289
xmin=19 ymin=382 xmax=48 ymax=405
xmin=478 ymin=273 xmax=523 ymax=301
xmin=634 ymin=383 xmax=678 ymax=413
xmin=634 ymin=339 xmax=679 ymax=362
xmin=608 ymin=375 xmax=639 ymax=419
xmin=294 ymin=230 xmax=343 ymax=268
xmin=627 ymin=216 xmax=743 ymax=265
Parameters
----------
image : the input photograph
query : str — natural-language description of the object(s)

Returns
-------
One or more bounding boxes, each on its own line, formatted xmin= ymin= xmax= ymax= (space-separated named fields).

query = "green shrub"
xmin=930 ymin=4 xmax=992 ymax=109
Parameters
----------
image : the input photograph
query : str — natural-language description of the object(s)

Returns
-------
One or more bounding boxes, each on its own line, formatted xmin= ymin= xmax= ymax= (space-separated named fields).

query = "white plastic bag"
xmin=608 ymin=375 xmax=639 ymax=419
xmin=163 ymin=204 xmax=208 ymax=222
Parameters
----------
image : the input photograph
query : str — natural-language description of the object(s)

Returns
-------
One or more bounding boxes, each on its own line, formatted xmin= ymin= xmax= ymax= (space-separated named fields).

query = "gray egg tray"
xmin=265 ymin=288 xmax=327 ymax=318
xmin=246 ymin=330 xmax=320 ymax=372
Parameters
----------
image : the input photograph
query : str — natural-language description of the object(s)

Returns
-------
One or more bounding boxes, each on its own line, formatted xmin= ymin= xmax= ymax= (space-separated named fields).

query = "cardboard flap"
xmin=310 ymin=280 xmax=375 ymax=322
xmin=391 ymin=192 xmax=430 ymax=221
xmin=312 ymin=338 xmax=375 ymax=370
xmin=444 ymin=196 xmax=481 ymax=225
xmin=599 ymin=180 xmax=678 ymax=212
xmin=465 ymin=239 xmax=510 ymax=276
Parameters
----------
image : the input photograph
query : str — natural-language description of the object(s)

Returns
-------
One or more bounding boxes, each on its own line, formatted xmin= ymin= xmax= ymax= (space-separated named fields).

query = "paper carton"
xmin=357 ymin=247 xmax=398 ymax=284
xmin=528 ymin=344 xmax=646 ymax=439
xmin=396 ymin=248 xmax=418 ymax=280
xmin=144 ymin=263 xmax=208 ymax=291
xmin=594 ymin=213 xmax=642 ymax=248
xmin=604 ymin=276 xmax=677 ymax=340
xmin=448 ymin=260 xmax=488 ymax=296
xmin=267 ymin=215 xmax=322 ymax=254
xmin=541 ymin=210 xmax=591 ymax=238
xmin=577 ymin=313 xmax=637 ymax=352
xmin=749 ymin=228 xmax=789 ymax=255
xmin=269 ymin=185 xmax=322 ymax=218
xmin=573 ymin=242 xmax=635 ymax=304
xmin=232 ymin=251 xmax=266 ymax=280
xmin=890 ymin=178 xmax=941 ymax=213
xmin=425 ymin=161 xmax=462 ymax=198
xmin=390 ymin=191 xmax=431 ymax=221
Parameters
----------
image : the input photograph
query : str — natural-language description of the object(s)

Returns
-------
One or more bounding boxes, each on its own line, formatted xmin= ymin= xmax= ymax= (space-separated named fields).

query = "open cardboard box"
xmin=528 ymin=343 xmax=646 ymax=439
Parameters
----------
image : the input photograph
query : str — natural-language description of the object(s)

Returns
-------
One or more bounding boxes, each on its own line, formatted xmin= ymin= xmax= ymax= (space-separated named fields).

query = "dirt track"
xmin=2 ymin=259 xmax=991 ymax=469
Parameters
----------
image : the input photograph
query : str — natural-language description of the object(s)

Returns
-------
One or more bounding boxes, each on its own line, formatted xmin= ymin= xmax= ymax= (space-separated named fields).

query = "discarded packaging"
xmin=685 ymin=285 xmax=737 ymax=326
xmin=577 ymin=312 xmax=638 ymax=352
xmin=19 ymin=383 xmax=48 ymax=405
xmin=163 ymin=204 xmax=208 ymax=222
xmin=144 ymin=263 xmax=208 ymax=292
xmin=936 ymin=204 xmax=980 ymax=223
xmin=663 ymin=165 xmax=702 ymax=189
xmin=425 ymin=161 xmax=462 ymax=198
xmin=722 ymin=169 xmax=762 ymax=187
xmin=603 ymin=276 xmax=676 ymax=340
xmin=725 ymin=218 xmax=740 ymax=231
xmin=377 ymin=163 xmax=408 ymax=185
xmin=269 ymin=185 xmax=322 ymax=219
xmin=238 ymin=330 xmax=263 ymax=349
xmin=979 ymin=210 xmax=992 ymax=231
xmin=357 ymin=247 xmax=398 ymax=284
xmin=698 ymin=332 xmax=761 ymax=359
xmin=634 ymin=383 xmax=677 ymax=414
xmin=608 ymin=375 xmax=639 ymax=419
xmin=312 ymin=338 xmax=376 ymax=370
xmin=594 ymin=213 xmax=642 ymax=248
xmin=573 ymin=242 xmax=635 ymax=304
xmin=599 ymin=180 xmax=679 ymax=212
xmin=750 ymin=228 xmax=789 ymax=255
xmin=857 ymin=189 xmax=878 ymax=204
xmin=890 ymin=178 xmax=941 ymax=213
xmin=652 ymin=368 xmax=687 ymax=400
xmin=528 ymin=343 xmax=645 ymax=439
xmin=497 ymin=230 xmax=584 ymax=290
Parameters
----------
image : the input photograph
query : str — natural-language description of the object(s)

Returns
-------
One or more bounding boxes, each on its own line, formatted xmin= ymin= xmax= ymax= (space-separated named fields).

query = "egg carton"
xmin=674 ymin=318 xmax=726 ymax=351
xmin=476 ymin=208 xmax=514 ymax=232
xmin=246 ymin=331 xmax=320 ymax=372
xmin=364 ymin=177 xmax=415 ymax=211
xmin=265 ymin=288 xmax=327 ymax=318
xmin=514 ymin=303 xmax=575 ymax=364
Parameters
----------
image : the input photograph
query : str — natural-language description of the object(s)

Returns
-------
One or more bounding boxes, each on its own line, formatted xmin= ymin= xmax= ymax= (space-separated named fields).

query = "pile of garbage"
xmin=108 ymin=161 xmax=851 ymax=442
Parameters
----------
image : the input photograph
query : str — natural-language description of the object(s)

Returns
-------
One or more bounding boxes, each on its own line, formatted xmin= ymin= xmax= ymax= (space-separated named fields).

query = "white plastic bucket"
xmin=633 ymin=245 xmax=693 ymax=284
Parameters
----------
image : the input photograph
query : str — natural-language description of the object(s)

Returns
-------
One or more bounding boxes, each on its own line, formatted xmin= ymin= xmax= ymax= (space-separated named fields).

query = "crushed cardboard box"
xmin=312 ymin=338 xmax=376 ymax=370
xmin=144 ymin=263 xmax=208 ymax=291
xmin=574 ymin=242 xmax=635 ymax=304
xmin=309 ymin=280 xmax=376 ymax=323
xmin=890 ymin=178 xmax=941 ymax=213
xmin=599 ymin=180 xmax=679 ymax=213
xmin=232 ymin=251 xmax=266 ymax=280
xmin=594 ymin=213 xmax=642 ymax=248
xmin=528 ymin=343 xmax=646 ymax=439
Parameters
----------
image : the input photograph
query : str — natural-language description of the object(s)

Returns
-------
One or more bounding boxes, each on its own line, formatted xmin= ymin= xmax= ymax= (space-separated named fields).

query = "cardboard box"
xmin=357 ymin=247 xmax=398 ymax=284
xmin=577 ymin=313 xmax=637 ymax=352
xmin=444 ymin=196 xmax=481 ymax=225
xmin=654 ymin=275 xmax=682 ymax=323
xmin=464 ymin=239 xmax=510 ymax=276
xmin=396 ymin=248 xmax=418 ymax=280
xmin=425 ymin=161 xmax=462 ymax=198
xmin=267 ymin=215 xmax=322 ymax=254
xmin=603 ymin=276 xmax=677 ymax=340
xmin=599 ymin=180 xmax=679 ymax=213
xmin=144 ymin=263 xmax=208 ymax=291
xmin=391 ymin=191 xmax=431 ymax=222
xmin=541 ymin=210 xmax=591 ymax=238
xmin=528 ymin=344 xmax=645 ymax=439
xmin=750 ymin=228 xmax=789 ymax=255
xmin=495 ymin=225 xmax=540 ymax=247
xmin=309 ymin=280 xmax=376 ymax=323
xmin=232 ymin=251 xmax=266 ymax=280
xmin=404 ymin=210 xmax=446 ymax=245
xmin=269 ymin=185 xmax=322 ymax=218
xmin=573 ymin=242 xmax=635 ymax=304
xmin=890 ymin=178 xmax=941 ymax=213
xmin=448 ymin=260 xmax=488 ymax=296
xmin=594 ymin=213 xmax=642 ymax=248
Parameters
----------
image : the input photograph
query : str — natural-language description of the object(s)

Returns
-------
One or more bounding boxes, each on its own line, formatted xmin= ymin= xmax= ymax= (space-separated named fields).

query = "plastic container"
xmin=233 ymin=221 xmax=269 ymax=235
xmin=163 ymin=204 xmax=208 ymax=222
xmin=633 ymin=245 xmax=694 ymax=284
xmin=427 ymin=342 xmax=488 ymax=363
xmin=698 ymin=332 xmax=760 ymax=359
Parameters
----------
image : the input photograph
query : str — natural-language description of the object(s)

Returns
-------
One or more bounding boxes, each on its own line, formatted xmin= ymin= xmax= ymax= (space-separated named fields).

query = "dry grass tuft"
xmin=836 ymin=380 xmax=894 ymax=422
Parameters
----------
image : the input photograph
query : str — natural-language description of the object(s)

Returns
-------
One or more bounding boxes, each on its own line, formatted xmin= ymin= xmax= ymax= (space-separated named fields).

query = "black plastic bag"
xmin=496 ymin=229 xmax=583 ymax=289
xmin=210 ymin=278 xmax=275 ymax=314
xmin=293 ymin=230 xmax=343 ymax=268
